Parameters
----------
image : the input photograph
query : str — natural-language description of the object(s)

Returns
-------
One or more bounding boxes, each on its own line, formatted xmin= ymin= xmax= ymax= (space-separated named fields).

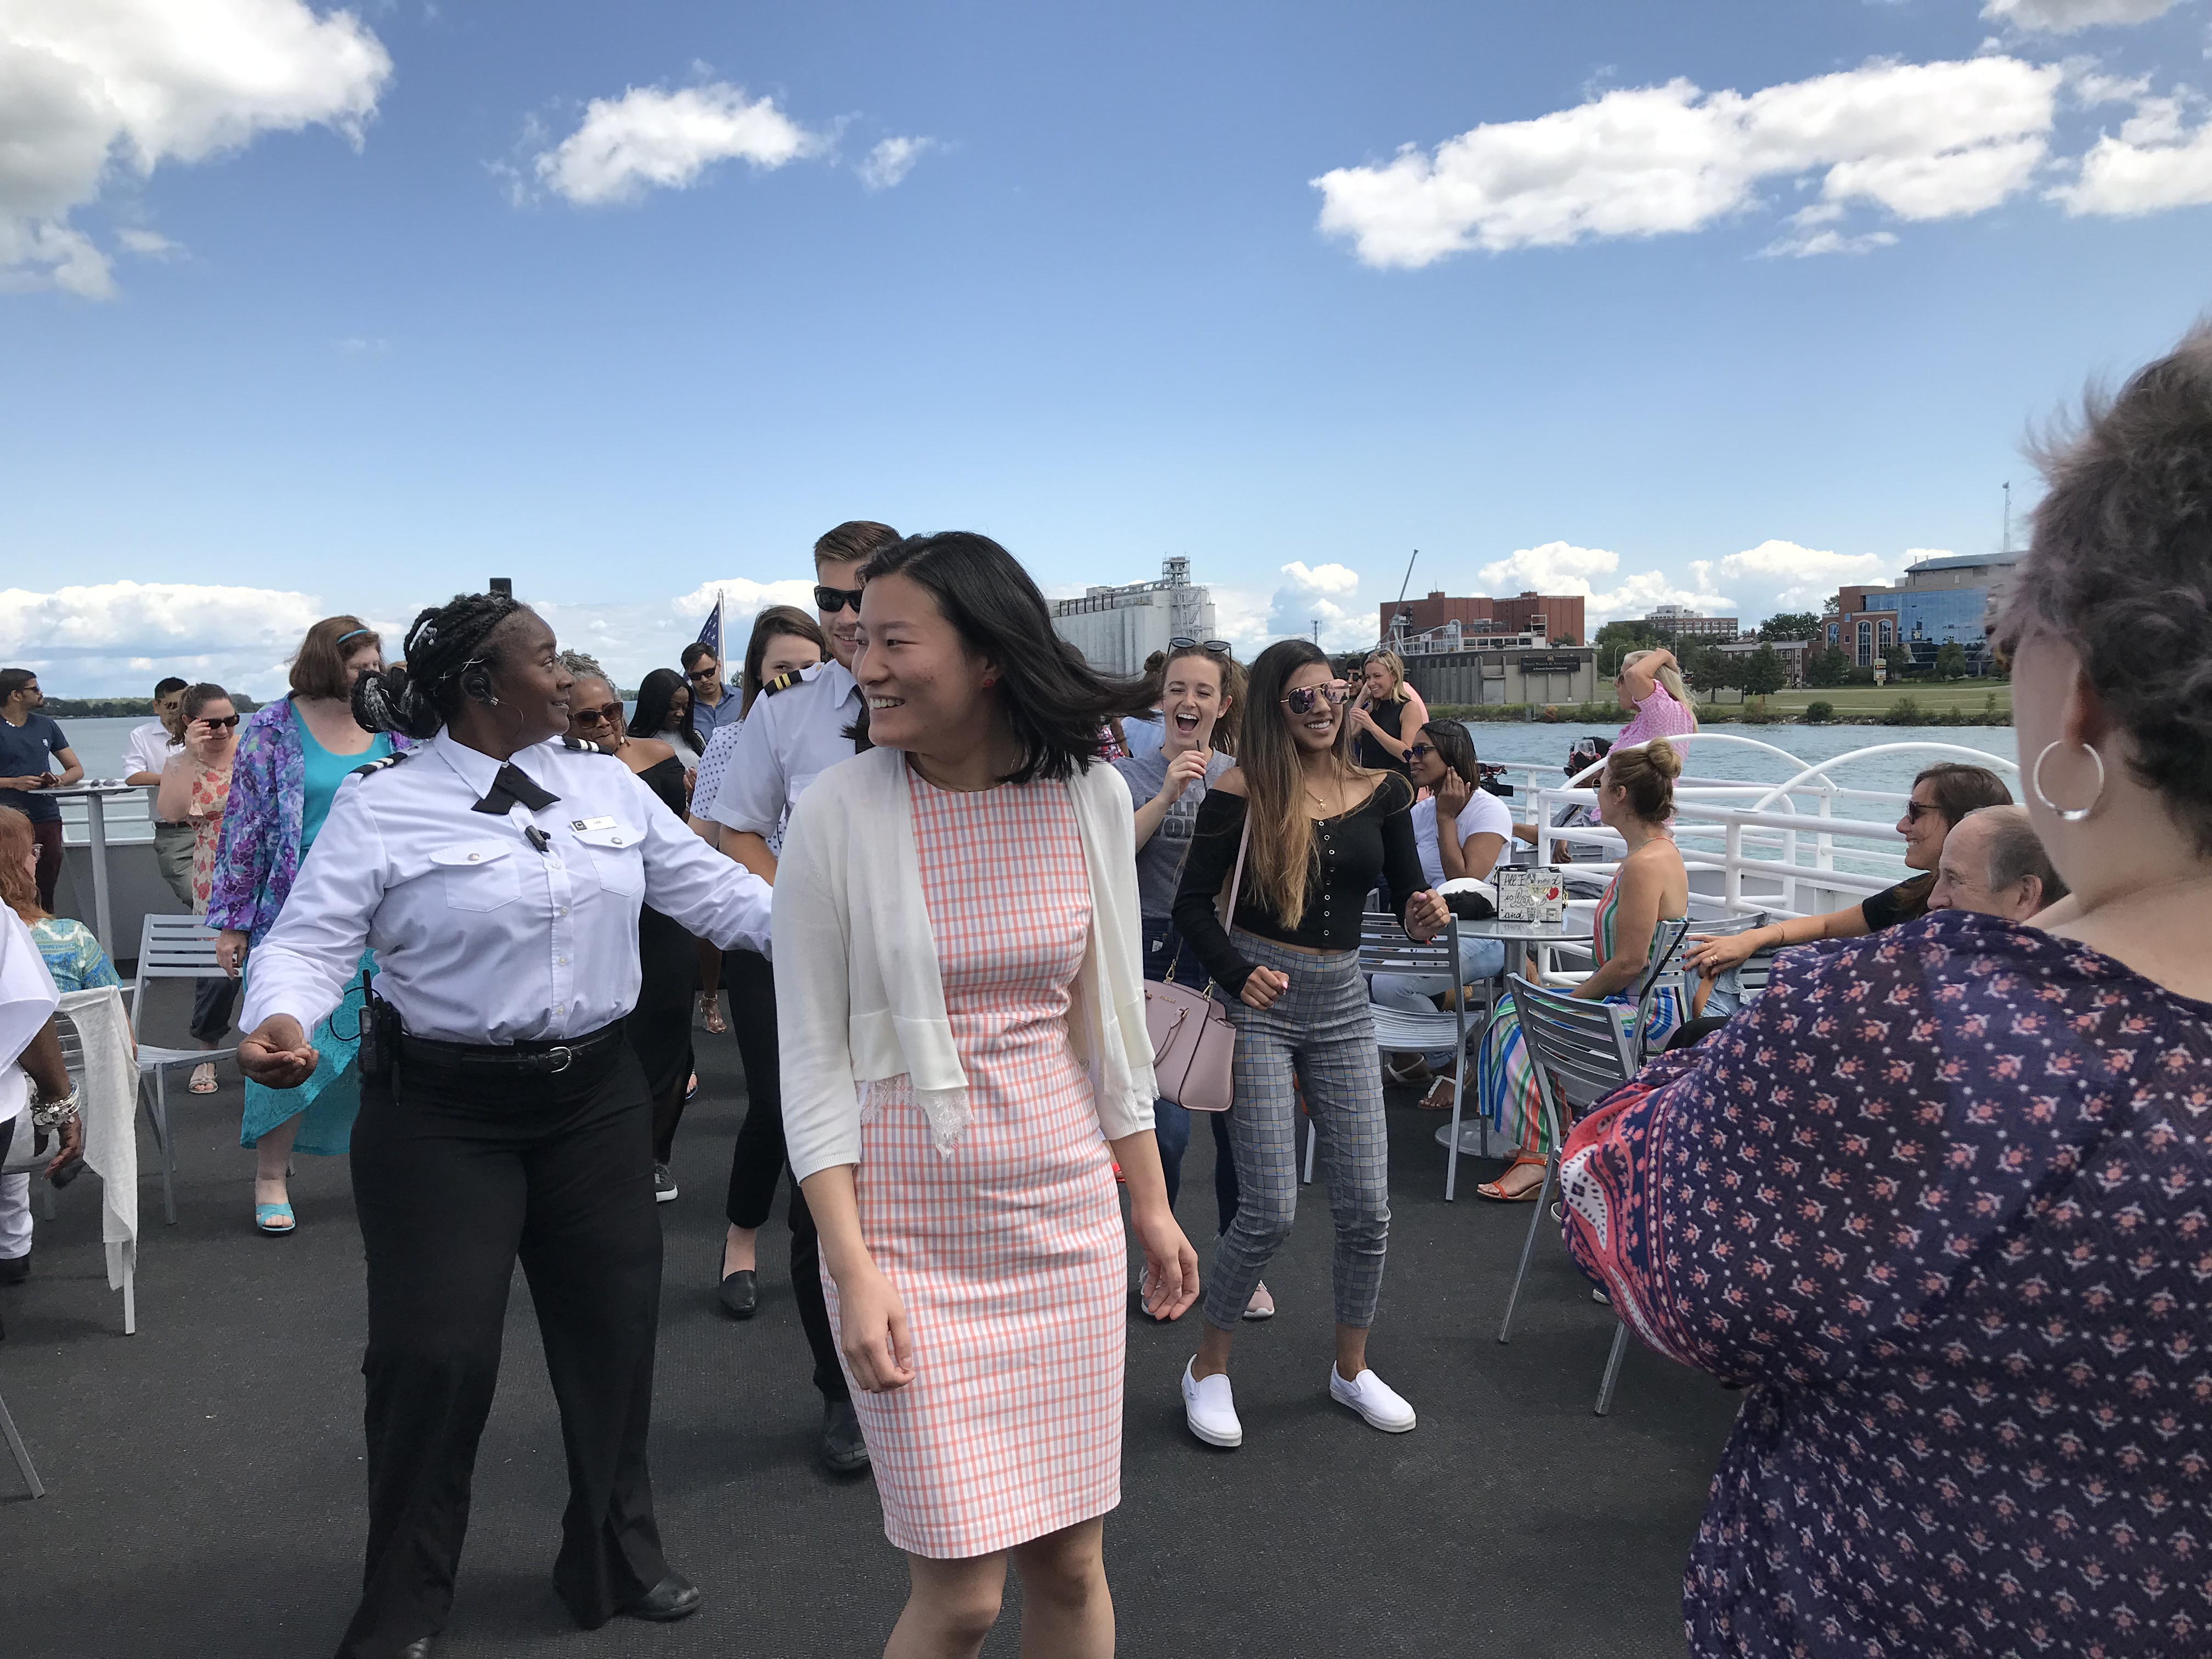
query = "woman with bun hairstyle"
xmin=1470 ymin=738 xmax=1689 ymax=1202
xmin=1170 ymin=640 xmax=1449 ymax=1449
xmin=236 ymin=592 xmax=772 ymax=1656
xmin=206 ymin=614 xmax=399 ymax=1235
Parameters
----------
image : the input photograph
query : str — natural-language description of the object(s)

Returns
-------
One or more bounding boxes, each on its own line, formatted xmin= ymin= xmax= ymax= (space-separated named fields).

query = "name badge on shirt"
xmin=570 ymin=816 xmax=617 ymax=832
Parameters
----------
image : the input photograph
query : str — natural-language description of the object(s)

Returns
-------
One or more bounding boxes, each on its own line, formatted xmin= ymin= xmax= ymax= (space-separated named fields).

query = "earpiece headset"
xmin=460 ymin=660 xmax=498 ymax=707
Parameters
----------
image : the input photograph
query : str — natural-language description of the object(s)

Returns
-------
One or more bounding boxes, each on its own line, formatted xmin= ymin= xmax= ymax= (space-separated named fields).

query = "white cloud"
xmin=1475 ymin=541 xmax=1734 ymax=621
xmin=1697 ymin=539 xmax=1901 ymax=611
xmin=1312 ymin=57 xmax=2063 ymax=267
xmin=1983 ymin=0 xmax=2186 ymax=31
xmin=857 ymin=135 xmax=935 ymax=190
xmin=0 ymin=0 xmax=390 ymax=296
xmin=2050 ymin=86 xmax=2212 ymax=213
xmin=115 ymin=227 xmax=183 ymax=258
xmin=0 ymin=578 xmax=352 ymax=698
xmin=532 ymin=82 xmax=824 ymax=206
xmin=1267 ymin=561 xmax=1371 ymax=650
xmin=1762 ymin=227 xmax=1900 ymax=256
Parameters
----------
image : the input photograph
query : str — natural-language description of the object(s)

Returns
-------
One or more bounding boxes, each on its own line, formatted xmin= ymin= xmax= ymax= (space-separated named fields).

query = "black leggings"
xmin=721 ymin=947 xmax=845 ymax=1403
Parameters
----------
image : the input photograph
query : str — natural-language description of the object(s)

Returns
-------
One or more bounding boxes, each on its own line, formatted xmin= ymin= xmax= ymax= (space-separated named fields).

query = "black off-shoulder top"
xmin=1170 ymin=772 xmax=1426 ymax=995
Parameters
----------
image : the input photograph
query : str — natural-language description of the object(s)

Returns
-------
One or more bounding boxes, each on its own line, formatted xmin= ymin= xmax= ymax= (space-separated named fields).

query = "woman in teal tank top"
xmin=1473 ymin=738 xmax=1690 ymax=1201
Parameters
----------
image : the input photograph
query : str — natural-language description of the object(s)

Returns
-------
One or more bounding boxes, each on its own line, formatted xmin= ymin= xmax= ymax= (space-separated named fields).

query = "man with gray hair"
xmin=1930 ymin=804 xmax=2069 ymax=922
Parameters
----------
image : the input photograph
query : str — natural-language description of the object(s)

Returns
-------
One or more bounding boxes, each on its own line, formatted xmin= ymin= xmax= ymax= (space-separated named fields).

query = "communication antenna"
xmin=489 ymin=577 xmax=513 ymax=597
xmin=2000 ymin=482 xmax=2012 ymax=555
xmin=1311 ymin=618 xmax=1320 ymax=642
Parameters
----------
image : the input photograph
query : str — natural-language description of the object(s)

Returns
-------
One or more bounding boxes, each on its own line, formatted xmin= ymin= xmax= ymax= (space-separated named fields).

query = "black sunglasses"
xmin=1404 ymin=742 xmax=1435 ymax=760
xmin=1170 ymin=636 xmax=1233 ymax=654
xmin=815 ymin=584 xmax=865 ymax=613
xmin=196 ymin=714 xmax=241 ymax=731
xmin=686 ymin=666 xmax=719 ymax=681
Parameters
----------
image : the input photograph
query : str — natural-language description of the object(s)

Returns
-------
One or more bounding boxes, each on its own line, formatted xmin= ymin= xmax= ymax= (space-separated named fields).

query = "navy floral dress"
xmin=1559 ymin=910 xmax=2212 ymax=1658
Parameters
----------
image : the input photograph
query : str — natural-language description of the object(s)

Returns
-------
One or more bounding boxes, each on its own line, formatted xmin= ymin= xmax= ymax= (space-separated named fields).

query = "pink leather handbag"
xmin=1142 ymin=820 xmax=1248 ymax=1114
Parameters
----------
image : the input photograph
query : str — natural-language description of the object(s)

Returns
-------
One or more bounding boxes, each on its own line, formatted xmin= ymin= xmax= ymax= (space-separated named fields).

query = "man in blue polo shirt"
xmin=0 ymin=669 xmax=83 ymax=910
xmin=680 ymin=641 xmax=740 ymax=743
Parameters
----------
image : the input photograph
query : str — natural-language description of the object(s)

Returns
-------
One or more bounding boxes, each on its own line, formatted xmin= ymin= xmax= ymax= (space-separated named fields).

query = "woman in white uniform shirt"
xmin=1372 ymin=720 xmax=1511 ymax=1103
xmin=236 ymin=592 xmax=773 ymax=1659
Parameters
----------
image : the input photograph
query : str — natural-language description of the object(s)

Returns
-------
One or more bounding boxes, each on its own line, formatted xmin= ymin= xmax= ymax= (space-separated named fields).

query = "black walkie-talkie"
xmin=358 ymin=967 xmax=400 ymax=1080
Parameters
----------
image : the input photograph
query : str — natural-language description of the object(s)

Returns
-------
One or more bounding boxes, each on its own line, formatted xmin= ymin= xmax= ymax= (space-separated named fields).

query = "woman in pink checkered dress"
xmin=775 ymin=532 xmax=1200 ymax=1659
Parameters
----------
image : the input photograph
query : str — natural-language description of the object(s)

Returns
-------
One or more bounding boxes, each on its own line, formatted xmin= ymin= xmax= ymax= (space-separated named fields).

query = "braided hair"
xmin=352 ymin=591 xmax=527 ymax=740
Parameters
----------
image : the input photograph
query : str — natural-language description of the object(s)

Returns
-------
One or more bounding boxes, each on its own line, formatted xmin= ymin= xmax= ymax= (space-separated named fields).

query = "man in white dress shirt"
xmin=238 ymin=593 xmax=771 ymax=1659
xmin=123 ymin=678 xmax=193 ymax=905
xmin=702 ymin=517 xmax=900 ymax=1475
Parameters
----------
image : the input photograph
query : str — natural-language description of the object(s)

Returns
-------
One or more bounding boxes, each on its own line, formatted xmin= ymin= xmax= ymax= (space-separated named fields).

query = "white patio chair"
xmin=0 ymin=1378 xmax=42 ymax=1497
xmin=128 ymin=916 xmax=239 ymax=1226
xmin=1492 ymin=971 xmax=1643 ymax=1415
xmin=1356 ymin=915 xmax=1489 ymax=1198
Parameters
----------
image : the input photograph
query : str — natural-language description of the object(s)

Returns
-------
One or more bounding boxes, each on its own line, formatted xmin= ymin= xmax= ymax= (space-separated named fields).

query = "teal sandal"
xmin=255 ymin=1201 xmax=296 ymax=1236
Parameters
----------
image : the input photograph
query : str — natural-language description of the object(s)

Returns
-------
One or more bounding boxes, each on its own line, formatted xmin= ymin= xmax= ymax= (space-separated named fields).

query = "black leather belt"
xmin=398 ymin=1023 xmax=625 ymax=1075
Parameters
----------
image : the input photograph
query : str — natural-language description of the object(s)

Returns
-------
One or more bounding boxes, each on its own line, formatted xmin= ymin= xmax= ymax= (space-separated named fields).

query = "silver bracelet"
xmin=30 ymin=1084 xmax=80 ymax=1130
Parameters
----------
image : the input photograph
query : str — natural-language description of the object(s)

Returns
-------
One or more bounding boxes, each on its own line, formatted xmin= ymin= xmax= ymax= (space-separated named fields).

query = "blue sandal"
xmin=255 ymin=1201 xmax=296 ymax=1236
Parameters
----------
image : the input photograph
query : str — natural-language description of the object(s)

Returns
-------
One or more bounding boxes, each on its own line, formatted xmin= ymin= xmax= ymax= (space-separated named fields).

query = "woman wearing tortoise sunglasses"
xmin=563 ymin=654 xmax=700 ymax=1205
xmin=1169 ymin=639 xmax=1447 ymax=1448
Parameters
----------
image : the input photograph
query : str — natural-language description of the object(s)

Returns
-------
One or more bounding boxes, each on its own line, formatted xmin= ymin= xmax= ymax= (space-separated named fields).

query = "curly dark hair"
xmin=853 ymin=532 xmax=1150 ymax=783
xmin=1997 ymin=325 xmax=2212 ymax=854
xmin=352 ymin=592 xmax=528 ymax=740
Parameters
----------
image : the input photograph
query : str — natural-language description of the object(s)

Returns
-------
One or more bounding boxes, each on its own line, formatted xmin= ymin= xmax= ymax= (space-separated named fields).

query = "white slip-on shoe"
xmin=1182 ymin=1359 xmax=1243 ymax=1448
xmin=1330 ymin=1365 xmax=1417 ymax=1433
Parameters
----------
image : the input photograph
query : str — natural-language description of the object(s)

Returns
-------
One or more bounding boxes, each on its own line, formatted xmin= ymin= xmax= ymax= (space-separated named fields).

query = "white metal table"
xmin=44 ymin=782 xmax=143 ymax=957
xmin=1432 ymin=915 xmax=1593 ymax=1156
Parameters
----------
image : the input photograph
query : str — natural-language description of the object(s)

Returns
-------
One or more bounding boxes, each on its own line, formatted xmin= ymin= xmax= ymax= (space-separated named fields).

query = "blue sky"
xmin=4 ymin=0 xmax=2211 ymax=693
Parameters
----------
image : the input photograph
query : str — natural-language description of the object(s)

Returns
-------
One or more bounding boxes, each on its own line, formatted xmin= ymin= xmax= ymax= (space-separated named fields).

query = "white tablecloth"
xmin=58 ymin=986 xmax=138 ymax=1290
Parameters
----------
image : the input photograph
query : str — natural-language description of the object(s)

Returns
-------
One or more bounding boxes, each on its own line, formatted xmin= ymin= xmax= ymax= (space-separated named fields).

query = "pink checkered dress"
xmin=826 ymin=771 xmax=1127 ymax=1559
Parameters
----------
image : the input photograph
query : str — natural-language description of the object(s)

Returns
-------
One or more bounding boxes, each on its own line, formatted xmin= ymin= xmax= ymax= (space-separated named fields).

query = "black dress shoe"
xmin=397 ymin=1639 xmax=436 ymax=1658
xmin=620 ymin=1571 xmax=703 ymax=1623
xmin=718 ymin=1267 xmax=757 ymax=1319
xmin=822 ymin=1397 xmax=871 ymax=1474
xmin=0 ymin=1252 xmax=29 ymax=1286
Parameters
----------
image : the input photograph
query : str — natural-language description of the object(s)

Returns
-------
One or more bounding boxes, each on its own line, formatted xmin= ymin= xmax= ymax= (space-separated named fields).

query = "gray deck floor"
xmin=0 ymin=983 xmax=1738 ymax=1657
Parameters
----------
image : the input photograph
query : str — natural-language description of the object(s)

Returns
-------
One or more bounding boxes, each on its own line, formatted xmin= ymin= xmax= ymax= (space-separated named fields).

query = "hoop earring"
xmin=2031 ymin=740 xmax=2105 ymax=823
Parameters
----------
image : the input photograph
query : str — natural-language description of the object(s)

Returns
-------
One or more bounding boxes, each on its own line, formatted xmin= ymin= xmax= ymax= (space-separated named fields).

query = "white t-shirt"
xmin=1412 ymin=786 xmax=1514 ymax=889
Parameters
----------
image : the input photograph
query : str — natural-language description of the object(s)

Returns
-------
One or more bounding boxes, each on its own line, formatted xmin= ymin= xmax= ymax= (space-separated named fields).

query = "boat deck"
xmin=1 ymin=980 xmax=1738 ymax=1658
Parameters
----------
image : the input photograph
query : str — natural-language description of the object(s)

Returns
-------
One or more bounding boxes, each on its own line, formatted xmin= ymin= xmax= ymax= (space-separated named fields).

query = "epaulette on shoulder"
xmin=352 ymin=750 xmax=415 ymax=780
xmin=561 ymin=737 xmax=617 ymax=754
xmin=760 ymin=672 xmax=801 ymax=698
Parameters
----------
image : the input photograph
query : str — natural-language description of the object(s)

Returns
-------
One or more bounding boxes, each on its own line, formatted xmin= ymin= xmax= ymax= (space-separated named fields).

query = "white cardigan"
xmin=773 ymin=746 xmax=1159 ymax=1183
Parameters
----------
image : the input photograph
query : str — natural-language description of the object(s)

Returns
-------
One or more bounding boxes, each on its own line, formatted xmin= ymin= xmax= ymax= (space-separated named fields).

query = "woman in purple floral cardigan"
xmin=1562 ymin=330 xmax=2212 ymax=1659
xmin=206 ymin=616 xmax=403 ymax=1234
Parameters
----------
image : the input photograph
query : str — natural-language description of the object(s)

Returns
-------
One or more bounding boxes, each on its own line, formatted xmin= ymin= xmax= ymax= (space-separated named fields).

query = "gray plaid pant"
xmin=1203 ymin=932 xmax=1390 ymax=1331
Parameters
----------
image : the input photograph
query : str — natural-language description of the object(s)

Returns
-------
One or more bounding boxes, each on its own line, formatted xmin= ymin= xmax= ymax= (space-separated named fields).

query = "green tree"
xmin=1739 ymin=643 xmax=1787 ymax=700
xmin=1935 ymin=640 xmax=1968 ymax=679
xmin=1758 ymin=612 xmax=1821 ymax=642
xmin=1593 ymin=620 xmax=1660 ymax=676
xmin=1683 ymin=640 xmax=1737 ymax=697
xmin=1808 ymin=645 xmax=1851 ymax=687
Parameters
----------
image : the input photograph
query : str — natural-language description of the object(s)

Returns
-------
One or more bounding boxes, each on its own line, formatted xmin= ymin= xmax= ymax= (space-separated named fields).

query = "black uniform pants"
xmin=338 ymin=1042 xmax=668 ymax=1659
xmin=721 ymin=946 xmax=846 ymax=1403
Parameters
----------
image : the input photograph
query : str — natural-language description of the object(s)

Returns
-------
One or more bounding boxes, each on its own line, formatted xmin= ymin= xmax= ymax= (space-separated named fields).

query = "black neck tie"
xmin=472 ymin=762 xmax=559 ymax=816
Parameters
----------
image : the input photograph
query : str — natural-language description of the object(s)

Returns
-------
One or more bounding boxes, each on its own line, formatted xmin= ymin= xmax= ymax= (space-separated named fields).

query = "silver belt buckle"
xmin=545 ymin=1045 xmax=574 ymax=1074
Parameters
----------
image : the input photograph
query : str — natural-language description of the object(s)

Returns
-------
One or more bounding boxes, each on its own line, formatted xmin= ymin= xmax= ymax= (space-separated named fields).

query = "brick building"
xmin=1380 ymin=590 xmax=1587 ymax=648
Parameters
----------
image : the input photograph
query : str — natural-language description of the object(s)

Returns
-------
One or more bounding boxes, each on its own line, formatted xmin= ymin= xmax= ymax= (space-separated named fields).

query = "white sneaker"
xmin=1330 ymin=1365 xmax=1417 ymax=1433
xmin=1181 ymin=1359 xmax=1242 ymax=1448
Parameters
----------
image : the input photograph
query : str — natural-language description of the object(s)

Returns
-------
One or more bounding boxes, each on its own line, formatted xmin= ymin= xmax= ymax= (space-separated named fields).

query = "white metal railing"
xmin=1485 ymin=734 xmax=2022 ymax=924
xmin=60 ymin=787 xmax=159 ymax=846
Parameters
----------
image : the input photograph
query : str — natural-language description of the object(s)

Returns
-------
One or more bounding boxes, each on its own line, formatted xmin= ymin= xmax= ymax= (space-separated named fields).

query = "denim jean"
xmin=1368 ymin=932 xmax=1508 ymax=1069
xmin=1142 ymin=915 xmax=1239 ymax=1237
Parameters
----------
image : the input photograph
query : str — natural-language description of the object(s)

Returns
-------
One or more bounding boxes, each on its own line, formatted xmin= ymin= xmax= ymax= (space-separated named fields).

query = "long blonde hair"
xmin=0 ymin=808 xmax=44 ymax=923
xmin=1364 ymin=648 xmax=1410 ymax=703
xmin=1621 ymin=649 xmax=1696 ymax=726
xmin=1237 ymin=640 xmax=1365 ymax=929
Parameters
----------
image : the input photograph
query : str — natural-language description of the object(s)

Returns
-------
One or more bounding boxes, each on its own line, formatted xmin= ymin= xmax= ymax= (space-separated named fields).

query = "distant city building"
xmin=1820 ymin=551 xmax=2018 ymax=670
xmin=1050 ymin=556 xmax=1217 ymax=676
xmin=1639 ymin=605 xmax=1739 ymax=640
xmin=1714 ymin=636 xmax=1812 ymax=687
xmin=1400 ymin=646 xmax=1600 ymax=708
xmin=1380 ymin=589 xmax=1586 ymax=647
